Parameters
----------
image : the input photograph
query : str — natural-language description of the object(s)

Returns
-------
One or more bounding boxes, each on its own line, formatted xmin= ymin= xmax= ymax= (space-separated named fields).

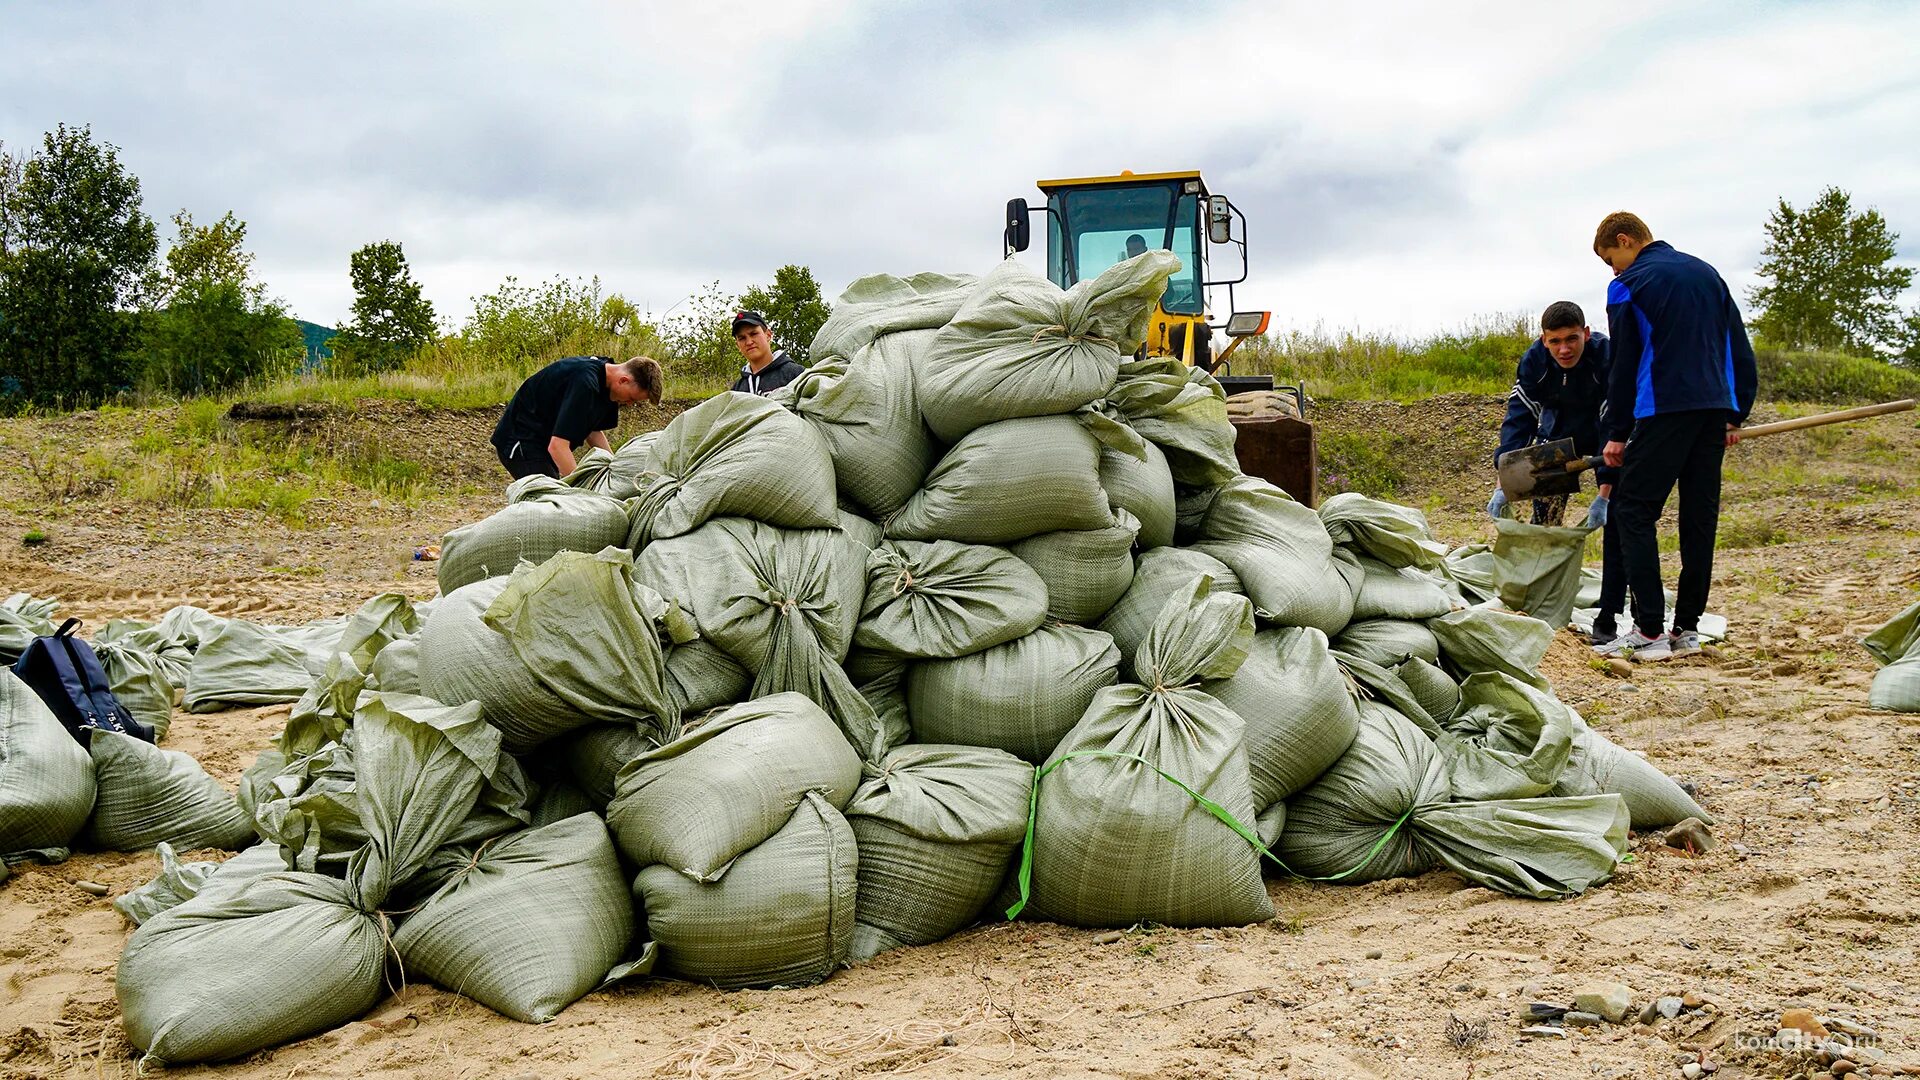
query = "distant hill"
xmin=295 ymin=319 xmax=337 ymax=369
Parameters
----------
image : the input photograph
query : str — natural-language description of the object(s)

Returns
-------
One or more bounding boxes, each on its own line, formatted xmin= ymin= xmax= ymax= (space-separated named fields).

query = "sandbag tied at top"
xmin=1865 ymin=600 xmax=1920 ymax=713
xmin=560 ymin=445 xmax=617 ymax=494
xmin=1097 ymin=547 xmax=1246 ymax=680
xmin=634 ymin=790 xmax=857 ymax=990
xmin=885 ymin=414 xmax=1113 ymax=546
xmin=843 ymin=743 xmax=1033 ymax=961
xmin=770 ymin=333 xmax=935 ymax=519
xmin=606 ymin=693 xmax=861 ymax=882
xmin=1 ymin=669 xmax=95 ymax=860
xmin=1318 ymin=492 xmax=1449 ymax=570
xmin=1009 ymin=508 xmax=1141 ymax=625
xmin=1098 ymin=437 xmax=1177 ymax=549
xmin=1428 ymin=605 xmax=1556 ymax=690
xmin=1187 ymin=474 xmax=1355 ymax=635
xmin=856 ymin=540 xmax=1049 ymax=660
xmin=810 ymin=270 xmax=976 ymax=362
xmin=392 ymin=812 xmax=633 ymax=1024
xmin=1204 ymin=626 xmax=1362 ymax=809
xmin=907 ymin=624 xmax=1122 ymax=765
xmin=1491 ymin=517 xmax=1594 ymax=630
xmin=438 ymin=475 xmax=633 ymax=594
xmin=1097 ymin=355 xmax=1240 ymax=488
xmin=118 ymin=693 xmax=512 ymax=1066
xmin=916 ymin=252 xmax=1179 ymax=443
xmin=1279 ymin=703 xmax=1630 ymax=899
xmin=82 ymin=730 xmax=255 ymax=853
xmin=625 ymin=392 xmax=840 ymax=548
xmin=1018 ymin=576 xmax=1273 ymax=929
xmin=1333 ymin=618 xmax=1442 ymax=670
xmin=634 ymin=518 xmax=890 ymax=759
xmin=605 ymin=430 xmax=661 ymax=497
xmin=1434 ymin=672 xmax=1576 ymax=803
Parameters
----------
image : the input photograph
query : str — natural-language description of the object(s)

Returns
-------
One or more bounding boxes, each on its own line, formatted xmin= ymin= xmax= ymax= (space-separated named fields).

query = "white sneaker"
xmin=1593 ymin=628 xmax=1661 ymax=658
xmin=1667 ymin=630 xmax=1702 ymax=659
xmin=1629 ymin=633 xmax=1674 ymax=662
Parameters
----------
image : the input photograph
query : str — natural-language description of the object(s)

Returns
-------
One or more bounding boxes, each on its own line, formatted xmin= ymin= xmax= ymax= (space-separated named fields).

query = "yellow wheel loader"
xmin=1003 ymin=169 xmax=1318 ymax=505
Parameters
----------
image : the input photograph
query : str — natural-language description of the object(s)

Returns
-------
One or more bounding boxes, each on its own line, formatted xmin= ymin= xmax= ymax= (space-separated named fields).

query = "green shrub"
xmin=1753 ymin=347 xmax=1920 ymax=403
xmin=1229 ymin=315 xmax=1533 ymax=401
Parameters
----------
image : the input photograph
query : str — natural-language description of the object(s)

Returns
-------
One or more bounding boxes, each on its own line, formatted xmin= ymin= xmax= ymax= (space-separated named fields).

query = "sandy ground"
xmin=2 ymin=397 xmax=1918 ymax=1080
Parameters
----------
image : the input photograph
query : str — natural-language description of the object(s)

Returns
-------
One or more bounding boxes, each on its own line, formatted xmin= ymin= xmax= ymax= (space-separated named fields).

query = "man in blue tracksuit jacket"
xmin=1490 ymin=301 xmax=1627 ymax=639
xmin=1593 ymin=212 xmax=1758 ymax=662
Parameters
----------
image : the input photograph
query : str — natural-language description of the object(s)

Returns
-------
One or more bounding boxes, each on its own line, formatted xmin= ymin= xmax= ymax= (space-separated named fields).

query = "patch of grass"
xmin=1755 ymin=347 xmax=1920 ymax=404
xmin=1717 ymin=513 xmax=1787 ymax=550
xmin=1319 ymin=430 xmax=1409 ymax=498
xmin=1230 ymin=314 xmax=1534 ymax=401
xmin=21 ymin=528 xmax=47 ymax=546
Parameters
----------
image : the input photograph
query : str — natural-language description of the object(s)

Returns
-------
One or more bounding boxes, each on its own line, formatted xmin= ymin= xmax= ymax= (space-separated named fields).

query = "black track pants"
xmin=495 ymin=440 xmax=560 ymax=480
xmin=1612 ymin=409 xmax=1730 ymax=637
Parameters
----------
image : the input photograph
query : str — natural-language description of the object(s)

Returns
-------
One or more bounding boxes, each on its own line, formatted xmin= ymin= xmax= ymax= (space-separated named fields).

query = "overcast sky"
xmin=4 ymin=1 xmax=1917 ymax=338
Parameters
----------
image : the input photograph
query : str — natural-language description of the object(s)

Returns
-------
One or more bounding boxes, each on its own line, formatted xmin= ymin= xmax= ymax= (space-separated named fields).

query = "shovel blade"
xmin=1498 ymin=439 xmax=1584 ymax=502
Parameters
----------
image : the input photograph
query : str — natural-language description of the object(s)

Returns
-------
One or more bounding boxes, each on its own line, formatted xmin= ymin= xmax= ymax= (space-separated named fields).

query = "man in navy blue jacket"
xmin=1593 ymin=212 xmax=1758 ymax=662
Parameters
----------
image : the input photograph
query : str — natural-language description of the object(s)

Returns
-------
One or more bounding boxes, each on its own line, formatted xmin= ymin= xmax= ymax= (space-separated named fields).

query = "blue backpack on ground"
xmin=11 ymin=618 xmax=155 ymax=745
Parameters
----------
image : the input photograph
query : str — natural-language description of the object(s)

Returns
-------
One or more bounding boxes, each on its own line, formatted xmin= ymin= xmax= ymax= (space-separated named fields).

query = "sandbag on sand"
xmin=843 ymin=744 xmax=1032 ymax=959
xmin=916 ymin=253 xmax=1177 ymax=443
xmin=907 ymin=624 xmax=1122 ymax=765
xmin=83 ymin=730 xmax=255 ymax=852
xmin=886 ymin=415 xmax=1113 ymax=545
xmin=1019 ymin=577 xmax=1273 ymax=928
xmin=1865 ymin=601 xmax=1920 ymax=713
xmin=1188 ymin=475 xmax=1354 ymax=634
xmin=1 ymin=670 xmax=96 ymax=861
xmin=634 ymin=791 xmax=858 ymax=989
xmin=857 ymin=540 xmax=1049 ymax=659
xmin=439 ymin=476 xmax=633 ymax=593
xmin=625 ymin=392 xmax=840 ymax=547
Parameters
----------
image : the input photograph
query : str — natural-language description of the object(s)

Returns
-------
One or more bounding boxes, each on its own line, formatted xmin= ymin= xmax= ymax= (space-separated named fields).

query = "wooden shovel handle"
xmin=1737 ymin=399 xmax=1915 ymax=439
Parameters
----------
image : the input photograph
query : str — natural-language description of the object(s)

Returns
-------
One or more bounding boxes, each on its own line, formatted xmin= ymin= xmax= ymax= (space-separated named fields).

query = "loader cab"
xmin=1002 ymin=170 xmax=1268 ymax=383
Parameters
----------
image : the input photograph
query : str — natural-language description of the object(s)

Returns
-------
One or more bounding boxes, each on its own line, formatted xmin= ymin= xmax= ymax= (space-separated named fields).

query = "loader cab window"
xmin=1045 ymin=184 xmax=1204 ymax=315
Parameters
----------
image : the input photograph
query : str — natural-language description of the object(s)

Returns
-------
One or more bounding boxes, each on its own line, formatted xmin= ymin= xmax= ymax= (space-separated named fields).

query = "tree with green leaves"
xmin=1748 ymin=187 xmax=1913 ymax=356
xmin=461 ymin=274 xmax=661 ymax=371
xmin=0 ymin=124 xmax=158 ymax=409
xmin=738 ymin=264 xmax=831 ymax=364
xmin=331 ymin=240 xmax=436 ymax=374
xmin=140 ymin=210 xmax=304 ymax=395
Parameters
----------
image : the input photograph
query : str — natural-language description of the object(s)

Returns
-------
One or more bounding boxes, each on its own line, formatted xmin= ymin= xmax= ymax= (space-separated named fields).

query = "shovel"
xmin=1497 ymin=398 xmax=1917 ymax=502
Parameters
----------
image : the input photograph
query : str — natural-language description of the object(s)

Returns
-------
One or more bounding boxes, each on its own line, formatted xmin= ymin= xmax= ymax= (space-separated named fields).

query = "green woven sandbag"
xmin=1428 ymin=606 xmax=1556 ymax=690
xmin=885 ymin=415 xmax=1113 ymax=545
xmin=367 ymin=637 xmax=421 ymax=695
xmin=1098 ymin=438 xmax=1177 ymax=549
xmin=907 ymin=624 xmax=1122 ymax=764
xmin=857 ymin=540 xmax=1049 ymax=659
xmin=94 ymin=619 xmax=192 ymax=739
xmin=1280 ymin=703 xmax=1630 ymax=898
xmin=526 ymin=777 xmax=596 ymax=828
xmin=811 ymin=271 xmax=975 ymax=361
xmin=838 ymin=506 xmax=884 ymax=550
xmin=1009 ymin=509 xmax=1141 ymax=625
xmin=1318 ymin=492 xmax=1448 ymax=570
xmin=182 ymin=619 xmax=317 ymax=713
xmin=1 ymin=670 xmax=95 ymax=859
xmin=1441 ymin=543 xmax=1499 ymax=603
xmin=917 ymin=254 xmax=1177 ymax=443
xmin=1097 ymin=548 xmax=1245 ymax=679
xmin=1204 ymin=626 xmax=1361 ymax=808
xmin=119 ymin=693 xmax=504 ymax=1065
xmin=83 ymin=730 xmax=255 ymax=852
xmin=113 ymin=843 xmax=218 ymax=926
xmin=554 ymin=723 xmax=654 ymax=808
xmin=1098 ymin=356 xmax=1239 ymax=488
xmin=771 ymin=333 xmax=934 ymax=518
xmin=1865 ymin=600 xmax=1920 ymax=665
xmin=1189 ymin=475 xmax=1354 ymax=634
xmin=393 ymin=813 xmax=632 ymax=1024
xmin=419 ymin=579 xmax=591 ymax=752
xmin=1333 ymin=618 xmax=1441 ymax=669
xmin=1342 ymin=551 xmax=1455 ymax=621
xmin=843 ymin=744 xmax=1032 ymax=960
xmin=1492 ymin=517 xmax=1593 ymax=630
xmin=1873 ymin=659 xmax=1920 ymax=713
xmin=663 ymin=637 xmax=752 ymax=719
xmin=607 ymin=693 xmax=861 ymax=881
xmin=1551 ymin=718 xmax=1714 ymax=829
xmin=1021 ymin=577 xmax=1273 ymax=929
xmin=0 ymin=592 xmax=58 ymax=666
xmin=561 ymin=446 xmax=617 ymax=493
xmin=1436 ymin=673 xmax=1575 ymax=803
xmin=635 ymin=518 xmax=883 ymax=757
xmin=634 ymin=790 xmax=857 ymax=989
xmin=626 ymin=392 xmax=840 ymax=547
xmin=605 ymin=431 xmax=660 ymax=497
xmin=1394 ymin=656 xmax=1462 ymax=724
xmin=439 ymin=476 xmax=634 ymax=593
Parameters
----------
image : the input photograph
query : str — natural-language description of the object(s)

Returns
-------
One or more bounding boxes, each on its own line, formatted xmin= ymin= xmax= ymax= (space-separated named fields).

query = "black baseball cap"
xmin=730 ymin=310 xmax=769 ymax=334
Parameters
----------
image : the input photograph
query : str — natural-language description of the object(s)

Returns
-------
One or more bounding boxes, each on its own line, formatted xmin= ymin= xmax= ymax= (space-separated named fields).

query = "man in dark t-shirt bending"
xmin=491 ymin=356 xmax=662 ymax=479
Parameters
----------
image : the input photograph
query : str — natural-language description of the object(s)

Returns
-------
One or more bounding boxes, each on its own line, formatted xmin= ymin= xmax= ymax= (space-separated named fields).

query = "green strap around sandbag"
xmin=1004 ymin=748 xmax=1417 ymax=919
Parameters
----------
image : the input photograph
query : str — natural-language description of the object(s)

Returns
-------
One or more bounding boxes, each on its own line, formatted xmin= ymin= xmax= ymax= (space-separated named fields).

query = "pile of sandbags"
xmin=62 ymin=252 xmax=1729 ymax=1066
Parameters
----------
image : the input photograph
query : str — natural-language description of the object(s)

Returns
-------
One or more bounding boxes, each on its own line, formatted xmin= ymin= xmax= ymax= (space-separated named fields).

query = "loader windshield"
xmin=1045 ymin=182 xmax=1203 ymax=314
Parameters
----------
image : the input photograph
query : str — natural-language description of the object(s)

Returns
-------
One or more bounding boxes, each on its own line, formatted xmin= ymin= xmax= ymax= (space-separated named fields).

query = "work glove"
xmin=1585 ymin=496 xmax=1609 ymax=529
xmin=1486 ymin=486 xmax=1508 ymax=521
